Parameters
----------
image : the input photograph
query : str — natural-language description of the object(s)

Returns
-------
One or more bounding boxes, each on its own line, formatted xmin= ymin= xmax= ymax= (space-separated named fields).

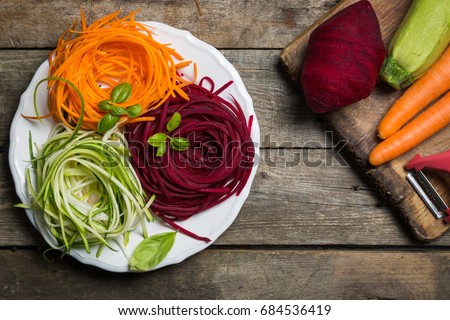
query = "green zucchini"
xmin=379 ymin=0 xmax=450 ymax=89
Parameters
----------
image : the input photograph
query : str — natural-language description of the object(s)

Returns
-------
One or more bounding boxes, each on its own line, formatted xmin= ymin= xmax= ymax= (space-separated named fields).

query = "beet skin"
xmin=300 ymin=0 xmax=385 ymax=113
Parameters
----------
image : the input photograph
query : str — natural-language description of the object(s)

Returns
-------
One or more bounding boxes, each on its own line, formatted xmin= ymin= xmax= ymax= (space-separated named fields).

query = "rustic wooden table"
xmin=1 ymin=0 xmax=450 ymax=300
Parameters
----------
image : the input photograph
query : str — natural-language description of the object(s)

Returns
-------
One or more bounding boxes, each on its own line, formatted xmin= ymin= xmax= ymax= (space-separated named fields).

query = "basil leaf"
xmin=156 ymin=143 xmax=167 ymax=157
xmin=98 ymin=100 xmax=113 ymax=111
xmin=110 ymin=82 xmax=132 ymax=103
xmin=170 ymin=137 xmax=190 ymax=151
xmin=147 ymin=132 xmax=168 ymax=147
xmin=126 ymin=104 xmax=142 ymax=118
xmin=98 ymin=113 xmax=121 ymax=134
xmin=166 ymin=112 xmax=181 ymax=132
xmin=129 ymin=231 xmax=177 ymax=271
xmin=110 ymin=106 xmax=127 ymax=116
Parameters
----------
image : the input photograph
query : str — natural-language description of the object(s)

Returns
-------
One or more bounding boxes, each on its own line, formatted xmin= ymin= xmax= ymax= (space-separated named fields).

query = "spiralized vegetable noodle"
xmin=22 ymin=124 xmax=153 ymax=256
xmin=47 ymin=10 xmax=192 ymax=131
xmin=126 ymin=78 xmax=255 ymax=241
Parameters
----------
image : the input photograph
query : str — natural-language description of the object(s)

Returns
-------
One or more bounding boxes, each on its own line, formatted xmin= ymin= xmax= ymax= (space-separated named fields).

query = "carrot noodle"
xmin=47 ymin=9 xmax=193 ymax=131
xmin=126 ymin=77 xmax=255 ymax=242
xmin=194 ymin=0 xmax=203 ymax=16
xmin=22 ymin=113 xmax=53 ymax=120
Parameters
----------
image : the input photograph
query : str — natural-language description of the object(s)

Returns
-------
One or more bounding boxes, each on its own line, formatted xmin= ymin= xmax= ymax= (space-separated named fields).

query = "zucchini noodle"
xmin=21 ymin=123 xmax=153 ymax=256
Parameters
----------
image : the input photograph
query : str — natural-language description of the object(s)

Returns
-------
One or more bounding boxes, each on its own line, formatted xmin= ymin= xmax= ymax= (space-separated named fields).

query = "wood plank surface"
xmin=0 ymin=0 xmax=340 ymax=49
xmin=2 ymin=248 xmax=450 ymax=299
xmin=280 ymin=0 xmax=450 ymax=240
xmin=4 ymin=50 xmax=450 ymax=246
xmin=1 ymin=0 xmax=450 ymax=300
xmin=1 ymin=147 xmax=424 ymax=247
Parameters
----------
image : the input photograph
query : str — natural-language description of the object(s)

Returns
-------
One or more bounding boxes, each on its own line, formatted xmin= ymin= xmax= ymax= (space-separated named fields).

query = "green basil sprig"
xmin=98 ymin=100 xmax=113 ymax=112
xmin=170 ymin=137 xmax=190 ymax=151
xmin=129 ymin=231 xmax=177 ymax=271
xmin=147 ymin=112 xmax=190 ymax=156
xmin=126 ymin=104 xmax=143 ymax=118
xmin=166 ymin=111 xmax=181 ymax=132
xmin=148 ymin=133 xmax=169 ymax=157
xmin=97 ymin=82 xmax=142 ymax=134
xmin=111 ymin=82 xmax=132 ymax=103
xmin=98 ymin=114 xmax=121 ymax=134
xmin=110 ymin=106 xmax=128 ymax=116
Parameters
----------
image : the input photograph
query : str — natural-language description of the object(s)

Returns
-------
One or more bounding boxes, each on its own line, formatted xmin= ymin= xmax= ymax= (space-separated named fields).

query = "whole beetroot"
xmin=301 ymin=0 xmax=385 ymax=113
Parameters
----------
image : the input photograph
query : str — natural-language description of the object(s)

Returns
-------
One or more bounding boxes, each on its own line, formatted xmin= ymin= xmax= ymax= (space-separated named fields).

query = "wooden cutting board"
xmin=281 ymin=0 xmax=450 ymax=240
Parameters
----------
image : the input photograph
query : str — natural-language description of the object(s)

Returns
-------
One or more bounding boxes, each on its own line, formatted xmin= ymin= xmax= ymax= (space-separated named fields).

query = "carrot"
xmin=369 ymin=90 xmax=450 ymax=166
xmin=378 ymin=46 xmax=450 ymax=139
xmin=46 ymin=9 xmax=194 ymax=131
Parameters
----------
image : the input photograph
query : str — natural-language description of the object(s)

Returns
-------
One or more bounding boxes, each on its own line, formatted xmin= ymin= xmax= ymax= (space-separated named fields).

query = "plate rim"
xmin=9 ymin=20 xmax=260 ymax=272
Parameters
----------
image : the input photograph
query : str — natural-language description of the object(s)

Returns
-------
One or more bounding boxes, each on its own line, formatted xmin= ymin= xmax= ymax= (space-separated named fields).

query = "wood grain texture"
xmin=0 ymin=0 xmax=339 ymax=49
xmin=280 ymin=0 xmax=450 ymax=240
xmin=1 ymin=248 xmax=450 ymax=299
xmin=0 ymin=50 xmax=327 ymax=149
xmin=3 ymin=146 xmax=430 ymax=247
xmin=1 ymin=0 xmax=450 ymax=300
xmin=4 ymin=50 xmax=450 ymax=247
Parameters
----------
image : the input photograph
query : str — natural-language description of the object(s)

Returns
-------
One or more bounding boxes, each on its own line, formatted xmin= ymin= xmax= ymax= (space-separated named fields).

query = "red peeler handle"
xmin=405 ymin=149 xmax=450 ymax=173
xmin=446 ymin=209 xmax=450 ymax=224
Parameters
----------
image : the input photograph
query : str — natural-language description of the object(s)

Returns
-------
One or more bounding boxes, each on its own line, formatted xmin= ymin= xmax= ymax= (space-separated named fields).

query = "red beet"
xmin=126 ymin=77 xmax=255 ymax=242
xmin=300 ymin=0 xmax=385 ymax=113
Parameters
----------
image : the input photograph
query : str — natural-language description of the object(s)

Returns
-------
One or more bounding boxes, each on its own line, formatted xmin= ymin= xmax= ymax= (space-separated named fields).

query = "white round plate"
xmin=9 ymin=21 xmax=260 ymax=272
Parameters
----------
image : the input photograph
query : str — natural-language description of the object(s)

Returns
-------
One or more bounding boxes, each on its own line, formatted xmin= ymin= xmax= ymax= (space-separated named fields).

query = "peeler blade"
xmin=406 ymin=171 xmax=448 ymax=219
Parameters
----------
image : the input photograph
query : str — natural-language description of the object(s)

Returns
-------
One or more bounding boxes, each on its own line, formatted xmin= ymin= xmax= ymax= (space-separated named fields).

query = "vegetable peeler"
xmin=405 ymin=149 xmax=450 ymax=223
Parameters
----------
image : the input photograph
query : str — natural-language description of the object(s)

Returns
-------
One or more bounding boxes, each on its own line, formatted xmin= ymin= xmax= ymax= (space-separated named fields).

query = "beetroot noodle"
xmin=126 ymin=77 xmax=255 ymax=242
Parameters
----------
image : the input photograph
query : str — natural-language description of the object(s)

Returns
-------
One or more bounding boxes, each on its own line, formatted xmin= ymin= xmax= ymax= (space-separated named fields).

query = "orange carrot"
xmin=369 ymin=90 xmax=450 ymax=166
xmin=377 ymin=46 xmax=450 ymax=139
xmin=46 ymin=9 xmax=194 ymax=131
